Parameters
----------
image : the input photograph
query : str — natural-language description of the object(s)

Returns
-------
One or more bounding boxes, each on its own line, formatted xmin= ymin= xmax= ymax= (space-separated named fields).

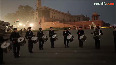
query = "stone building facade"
xmin=34 ymin=0 xmax=90 ymax=23
xmin=33 ymin=0 xmax=109 ymax=30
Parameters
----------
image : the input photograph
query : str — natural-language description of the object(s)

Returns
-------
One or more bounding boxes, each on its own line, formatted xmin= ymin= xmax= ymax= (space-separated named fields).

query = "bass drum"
xmin=1 ymin=41 xmax=12 ymax=53
xmin=18 ymin=37 xmax=26 ymax=46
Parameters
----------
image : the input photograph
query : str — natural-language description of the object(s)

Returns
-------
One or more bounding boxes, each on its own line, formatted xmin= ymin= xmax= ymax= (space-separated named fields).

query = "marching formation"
xmin=0 ymin=26 xmax=116 ymax=64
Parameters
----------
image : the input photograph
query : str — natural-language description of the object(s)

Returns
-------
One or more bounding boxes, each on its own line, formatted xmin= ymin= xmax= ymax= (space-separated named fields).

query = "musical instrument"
xmin=52 ymin=34 xmax=58 ymax=41
xmin=67 ymin=34 xmax=74 ymax=42
xmin=31 ymin=37 xmax=38 ymax=43
xmin=93 ymin=35 xmax=101 ymax=40
xmin=1 ymin=41 xmax=11 ymax=53
xmin=80 ymin=35 xmax=87 ymax=42
xmin=26 ymin=36 xmax=32 ymax=39
xmin=42 ymin=35 xmax=48 ymax=42
xmin=93 ymin=30 xmax=102 ymax=40
xmin=18 ymin=37 xmax=26 ymax=46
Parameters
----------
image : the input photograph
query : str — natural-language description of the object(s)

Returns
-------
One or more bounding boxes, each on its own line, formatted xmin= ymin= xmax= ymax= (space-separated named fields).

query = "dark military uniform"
xmin=0 ymin=36 xmax=6 ymax=64
xmin=93 ymin=29 xmax=103 ymax=49
xmin=10 ymin=31 xmax=21 ymax=58
xmin=37 ymin=30 xmax=44 ymax=50
xmin=25 ymin=30 xmax=33 ymax=53
xmin=63 ymin=30 xmax=71 ymax=48
xmin=113 ymin=29 xmax=116 ymax=52
xmin=49 ymin=30 xmax=55 ymax=48
xmin=77 ymin=30 xmax=84 ymax=48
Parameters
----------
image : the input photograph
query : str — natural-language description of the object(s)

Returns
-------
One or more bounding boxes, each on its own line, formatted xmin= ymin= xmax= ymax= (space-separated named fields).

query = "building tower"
xmin=36 ymin=0 xmax=42 ymax=20
xmin=37 ymin=0 xmax=41 ymax=9
xmin=92 ymin=13 xmax=100 ymax=21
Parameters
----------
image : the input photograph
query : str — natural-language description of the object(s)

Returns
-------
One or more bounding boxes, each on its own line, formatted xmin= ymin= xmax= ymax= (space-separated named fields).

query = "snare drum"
xmin=67 ymin=34 xmax=74 ymax=42
xmin=52 ymin=34 xmax=58 ymax=41
xmin=1 ymin=41 xmax=11 ymax=53
xmin=80 ymin=35 xmax=87 ymax=42
xmin=31 ymin=37 xmax=38 ymax=43
xmin=42 ymin=35 xmax=48 ymax=42
xmin=67 ymin=34 xmax=72 ymax=39
xmin=18 ymin=37 xmax=26 ymax=46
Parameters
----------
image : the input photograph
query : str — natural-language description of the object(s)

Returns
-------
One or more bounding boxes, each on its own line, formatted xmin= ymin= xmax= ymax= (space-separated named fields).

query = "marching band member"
xmin=77 ymin=27 xmax=84 ymax=48
xmin=49 ymin=27 xmax=55 ymax=48
xmin=113 ymin=27 xmax=116 ymax=52
xmin=92 ymin=27 xmax=103 ymax=49
xmin=63 ymin=28 xmax=71 ymax=48
xmin=25 ymin=27 xmax=34 ymax=53
xmin=10 ymin=28 xmax=21 ymax=58
xmin=37 ymin=28 xmax=44 ymax=50
xmin=0 ymin=33 xmax=8 ymax=64
xmin=0 ymin=36 xmax=4 ymax=64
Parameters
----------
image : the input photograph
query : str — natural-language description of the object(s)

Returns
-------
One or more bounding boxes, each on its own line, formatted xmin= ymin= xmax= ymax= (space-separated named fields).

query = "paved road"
xmin=3 ymin=28 xmax=116 ymax=65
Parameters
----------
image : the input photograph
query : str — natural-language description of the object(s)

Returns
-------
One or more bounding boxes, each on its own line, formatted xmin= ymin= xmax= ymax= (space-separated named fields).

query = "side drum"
xmin=1 ymin=41 xmax=12 ymax=53
xmin=42 ymin=35 xmax=48 ymax=42
xmin=18 ymin=37 xmax=26 ymax=46
xmin=31 ymin=37 xmax=38 ymax=44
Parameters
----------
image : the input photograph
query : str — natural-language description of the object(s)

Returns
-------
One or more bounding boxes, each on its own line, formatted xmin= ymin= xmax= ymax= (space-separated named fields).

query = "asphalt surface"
xmin=2 ymin=28 xmax=116 ymax=65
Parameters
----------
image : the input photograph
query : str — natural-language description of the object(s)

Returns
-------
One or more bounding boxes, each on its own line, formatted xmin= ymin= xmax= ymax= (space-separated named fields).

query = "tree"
xmin=4 ymin=5 xmax=34 ymax=24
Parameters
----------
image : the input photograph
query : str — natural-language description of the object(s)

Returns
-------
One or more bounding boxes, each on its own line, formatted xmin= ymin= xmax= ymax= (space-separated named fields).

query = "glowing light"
xmin=101 ymin=27 xmax=110 ymax=29
xmin=30 ymin=23 xmax=34 ymax=27
xmin=23 ymin=25 xmax=25 ymax=27
xmin=19 ymin=23 xmax=22 ymax=26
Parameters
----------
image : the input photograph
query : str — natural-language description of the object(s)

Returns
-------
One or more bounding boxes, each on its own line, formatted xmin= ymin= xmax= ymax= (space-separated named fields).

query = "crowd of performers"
xmin=0 ymin=26 xmax=116 ymax=64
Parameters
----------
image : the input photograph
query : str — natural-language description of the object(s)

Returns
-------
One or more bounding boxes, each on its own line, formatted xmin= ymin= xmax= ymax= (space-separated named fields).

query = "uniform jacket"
xmin=77 ymin=30 xmax=84 ymax=36
xmin=25 ymin=30 xmax=33 ymax=39
xmin=77 ymin=30 xmax=84 ymax=39
xmin=113 ymin=30 xmax=116 ymax=38
xmin=63 ymin=30 xmax=71 ymax=37
xmin=93 ymin=29 xmax=103 ymax=36
xmin=49 ymin=30 xmax=54 ymax=37
xmin=37 ymin=31 xmax=44 ymax=39
xmin=10 ymin=32 xmax=20 ymax=42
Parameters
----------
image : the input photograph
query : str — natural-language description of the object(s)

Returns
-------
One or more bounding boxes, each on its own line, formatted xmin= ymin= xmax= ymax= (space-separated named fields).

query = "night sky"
xmin=0 ymin=0 xmax=115 ymax=25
